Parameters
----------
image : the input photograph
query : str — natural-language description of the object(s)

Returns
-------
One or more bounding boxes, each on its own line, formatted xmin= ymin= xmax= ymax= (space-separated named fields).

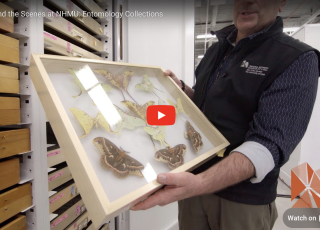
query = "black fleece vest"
xmin=193 ymin=17 xmax=320 ymax=205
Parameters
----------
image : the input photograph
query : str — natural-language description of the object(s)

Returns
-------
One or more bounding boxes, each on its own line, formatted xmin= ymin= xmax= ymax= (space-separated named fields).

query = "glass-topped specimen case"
xmin=30 ymin=54 xmax=229 ymax=228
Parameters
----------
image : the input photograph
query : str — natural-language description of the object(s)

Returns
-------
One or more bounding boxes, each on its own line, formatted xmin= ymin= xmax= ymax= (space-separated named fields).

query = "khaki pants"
xmin=178 ymin=194 xmax=278 ymax=230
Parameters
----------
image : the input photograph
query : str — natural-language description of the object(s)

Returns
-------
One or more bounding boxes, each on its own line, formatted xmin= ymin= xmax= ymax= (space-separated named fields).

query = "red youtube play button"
xmin=147 ymin=105 xmax=176 ymax=126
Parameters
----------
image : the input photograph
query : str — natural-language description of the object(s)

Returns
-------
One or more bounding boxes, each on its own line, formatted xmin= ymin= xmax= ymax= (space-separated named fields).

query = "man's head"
xmin=233 ymin=0 xmax=287 ymax=35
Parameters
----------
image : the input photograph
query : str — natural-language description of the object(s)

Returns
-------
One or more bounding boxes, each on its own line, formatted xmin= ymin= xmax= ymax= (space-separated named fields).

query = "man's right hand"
xmin=164 ymin=70 xmax=182 ymax=89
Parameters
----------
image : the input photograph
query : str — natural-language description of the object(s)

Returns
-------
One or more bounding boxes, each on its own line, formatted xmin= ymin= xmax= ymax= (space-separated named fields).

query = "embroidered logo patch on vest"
xmin=241 ymin=60 xmax=269 ymax=76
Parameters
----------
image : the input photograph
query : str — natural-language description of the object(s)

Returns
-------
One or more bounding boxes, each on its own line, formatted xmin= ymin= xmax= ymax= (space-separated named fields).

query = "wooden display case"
xmin=0 ymin=215 xmax=26 ymax=230
xmin=0 ymin=3 xmax=14 ymax=33
xmin=0 ymin=183 xmax=32 ymax=224
xmin=29 ymin=54 xmax=229 ymax=228
xmin=44 ymin=8 xmax=104 ymax=52
xmin=44 ymin=31 xmax=103 ymax=60
xmin=49 ymin=181 xmax=80 ymax=214
xmin=50 ymin=196 xmax=85 ymax=230
xmin=48 ymin=165 xmax=72 ymax=191
xmin=0 ymin=34 xmax=19 ymax=64
xmin=0 ymin=129 xmax=30 ymax=159
xmin=0 ymin=97 xmax=20 ymax=126
xmin=47 ymin=148 xmax=66 ymax=168
xmin=0 ymin=158 xmax=20 ymax=191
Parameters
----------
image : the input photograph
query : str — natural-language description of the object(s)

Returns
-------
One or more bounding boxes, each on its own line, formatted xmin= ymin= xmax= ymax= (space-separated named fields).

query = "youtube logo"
xmin=147 ymin=105 xmax=176 ymax=126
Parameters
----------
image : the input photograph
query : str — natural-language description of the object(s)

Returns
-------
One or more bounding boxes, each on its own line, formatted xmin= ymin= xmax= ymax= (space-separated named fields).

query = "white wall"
xmin=280 ymin=25 xmax=320 ymax=186
xmin=126 ymin=0 xmax=195 ymax=86
xmin=125 ymin=0 xmax=194 ymax=229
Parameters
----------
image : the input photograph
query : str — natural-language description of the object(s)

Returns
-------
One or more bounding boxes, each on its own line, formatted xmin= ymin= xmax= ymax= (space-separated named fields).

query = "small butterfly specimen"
xmin=154 ymin=144 xmax=187 ymax=169
xmin=144 ymin=126 xmax=169 ymax=148
xmin=95 ymin=69 xmax=135 ymax=102
xmin=121 ymin=100 xmax=155 ymax=123
xmin=70 ymin=107 xmax=116 ymax=138
xmin=93 ymin=137 xmax=144 ymax=178
xmin=113 ymin=105 xmax=145 ymax=135
xmin=184 ymin=121 xmax=203 ymax=153
xmin=69 ymin=68 xmax=113 ymax=98
xmin=136 ymin=74 xmax=167 ymax=103
xmin=167 ymin=98 xmax=186 ymax=117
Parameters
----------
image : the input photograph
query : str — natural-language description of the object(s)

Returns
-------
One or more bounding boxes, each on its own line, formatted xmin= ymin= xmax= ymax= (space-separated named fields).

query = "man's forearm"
xmin=196 ymin=152 xmax=255 ymax=195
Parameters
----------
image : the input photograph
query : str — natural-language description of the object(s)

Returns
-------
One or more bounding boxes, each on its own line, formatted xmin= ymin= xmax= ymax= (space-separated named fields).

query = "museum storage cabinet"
xmin=0 ymin=0 xmax=113 ymax=229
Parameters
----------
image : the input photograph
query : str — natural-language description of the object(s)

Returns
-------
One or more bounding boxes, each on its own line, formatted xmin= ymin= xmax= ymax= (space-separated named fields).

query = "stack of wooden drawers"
xmin=43 ymin=0 xmax=109 ymax=60
xmin=0 ymin=3 xmax=32 ymax=229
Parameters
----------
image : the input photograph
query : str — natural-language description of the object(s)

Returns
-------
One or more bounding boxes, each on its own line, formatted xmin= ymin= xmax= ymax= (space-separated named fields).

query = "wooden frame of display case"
xmin=30 ymin=54 xmax=229 ymax=228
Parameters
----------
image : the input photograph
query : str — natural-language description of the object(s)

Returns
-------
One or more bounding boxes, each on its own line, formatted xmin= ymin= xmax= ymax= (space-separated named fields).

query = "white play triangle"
xmin=158 ymin=111 xmax=165 ymax=120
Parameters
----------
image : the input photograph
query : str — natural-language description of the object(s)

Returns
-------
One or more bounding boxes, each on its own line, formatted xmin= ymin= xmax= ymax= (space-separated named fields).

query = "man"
xmin=132 ymin=0 xmax=320 ymax=229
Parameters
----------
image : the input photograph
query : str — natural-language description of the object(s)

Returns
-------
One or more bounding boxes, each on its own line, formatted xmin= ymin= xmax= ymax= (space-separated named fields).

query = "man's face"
xmin=233 ymin=0 xmax=286 ymax=34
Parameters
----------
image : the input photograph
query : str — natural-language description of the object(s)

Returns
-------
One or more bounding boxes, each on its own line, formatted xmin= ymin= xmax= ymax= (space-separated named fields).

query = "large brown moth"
xmin=184 ymin=121 xmax=203 ymax=153
xmin=93 ymin=137 xmax=144 ymax=178
xmin=155 ymin=144 xmax=187 ymax=169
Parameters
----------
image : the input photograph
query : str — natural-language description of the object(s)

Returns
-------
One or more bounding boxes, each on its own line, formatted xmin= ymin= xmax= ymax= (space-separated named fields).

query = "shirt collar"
xmin=227 ymin=21 xmax=275 ymax=47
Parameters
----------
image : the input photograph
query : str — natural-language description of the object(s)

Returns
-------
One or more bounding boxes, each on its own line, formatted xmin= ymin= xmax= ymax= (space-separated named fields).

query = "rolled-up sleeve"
xmin=232 ymin=51 xmax=319 ymax=183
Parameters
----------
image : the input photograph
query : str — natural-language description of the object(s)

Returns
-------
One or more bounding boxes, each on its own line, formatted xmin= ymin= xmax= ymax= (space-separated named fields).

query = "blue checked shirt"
xmin=202 ymin=28 xmax=319 ymax=183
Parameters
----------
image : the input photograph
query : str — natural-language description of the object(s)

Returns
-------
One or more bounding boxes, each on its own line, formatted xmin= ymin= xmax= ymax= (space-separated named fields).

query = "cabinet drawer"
xmin=0 ymin=110 xmax=20 ymax=126
xmin=0 ymin=158 xmax=20 ymax=191
xmin=0 ymin=3 xmax=13 ymax=33
xmin=0 ymin=215 xmax=26 ymax=230
xmin=0 ymin=34 xmax=19 ymax=64
xmin=49 ymin=182 xmax=79 ymax=214
xmin=50 ymin=197 xmax=85 ymax=230
xmin=0 ymin=65 xmax=18 ymax=80
xmin=0 ymin=78 xmax=19 ymax=94
xmin=0 ymin=129 xmax=30 ymax=159
xmin=47 ymin=148 xmax=65 ymax=168
xmin=72 ymin=0 xmax=105 ymax=19
xmin=44 ymin=8 xmax=104 ymax=52
xmin=65 ymin=211 xmax=89 ymax=230
xmin=0 ymin=184 xmax=32 ymax=224
xmin=48 ymin=166 xmax=72 ymax=191
xmin=44 ymin=32 xmax=103 ymax=60
xmin=0 ymin=97 xmax=20 ymax=110
xmin=46 ymin=0 xmax=103 ymax=36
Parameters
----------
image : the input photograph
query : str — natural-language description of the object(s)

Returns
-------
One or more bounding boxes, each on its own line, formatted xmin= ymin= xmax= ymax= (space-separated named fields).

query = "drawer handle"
xmin=76 ymin=14 xmax=84 ymax=23
xmin=3 ymin=146 xmax=6 ymax=150
xmin=72 ymin=50 xmax=83 ymax=58
xmin=2 ymin=136 xmax=5 ymax=140
xmin=71 ymin=29 xmax=83 ymax=41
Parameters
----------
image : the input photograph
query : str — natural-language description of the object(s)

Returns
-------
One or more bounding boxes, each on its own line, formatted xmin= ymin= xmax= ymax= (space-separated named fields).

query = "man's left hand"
xmin=131 ymin=172 xmax=201 ymax=211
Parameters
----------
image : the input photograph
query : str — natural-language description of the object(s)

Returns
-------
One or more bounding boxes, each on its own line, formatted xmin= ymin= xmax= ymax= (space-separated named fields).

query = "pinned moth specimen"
xmin=121 ymin=100 xmax=155 ymax=123
xmin=167 ymin=98 xmax=186 ymax=117
xmin=70 ymin=108 xmax=116 ymax=138
xmin=144 ymin=126 xmax=169 ymax=148
xmin=136 ymin=74 xmax=166 ymax=104
xmin=185 ymin=121 xmax=203 ymax=153
xmin=95 ymin=69 xmax=136 ymax=102
xmin=155 ymin=144 xmax=187 ymax=169
xmin=68 ymin=68 xmax=113 ymax=98
xmin=93 ymin=137 xmax=144 ymax=178
xmin=113 ymin=105 xmax=145 ymax=135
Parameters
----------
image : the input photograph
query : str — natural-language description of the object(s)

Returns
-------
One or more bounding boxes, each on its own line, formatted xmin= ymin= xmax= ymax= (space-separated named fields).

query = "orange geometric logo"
xmin=291 ymin=163 xmax=320 ymax=208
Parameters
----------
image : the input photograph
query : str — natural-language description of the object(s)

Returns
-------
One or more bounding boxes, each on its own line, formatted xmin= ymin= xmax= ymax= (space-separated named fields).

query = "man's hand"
xmin=131 ymin=172 xmax=201 ymax=211
xmin=164 ymin=70 xmax=182 ymax=88
xmin=164 ymin=69 xmax=194 ymax=100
